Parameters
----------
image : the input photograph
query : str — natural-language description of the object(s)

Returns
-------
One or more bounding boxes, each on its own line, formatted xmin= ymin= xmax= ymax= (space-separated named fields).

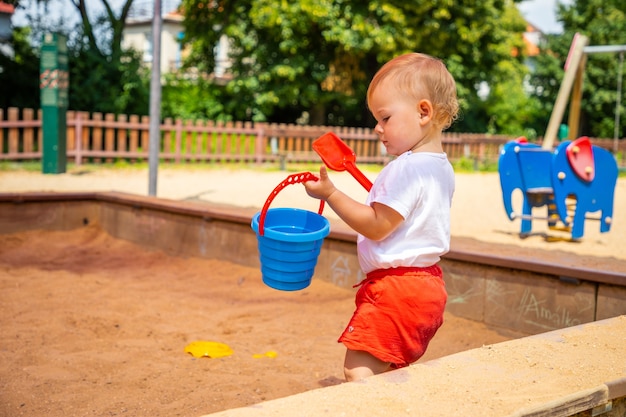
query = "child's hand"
xmin=304 ymin=166 xmax=337 ymax=201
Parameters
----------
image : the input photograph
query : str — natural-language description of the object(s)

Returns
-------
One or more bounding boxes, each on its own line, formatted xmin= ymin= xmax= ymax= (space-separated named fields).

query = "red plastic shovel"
xmin=312 ymin=132 xmax=373 ymax=191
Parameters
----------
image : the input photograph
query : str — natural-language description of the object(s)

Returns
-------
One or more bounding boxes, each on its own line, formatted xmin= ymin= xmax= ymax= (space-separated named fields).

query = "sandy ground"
xmin=0 ymin=165 xmax=624 ymax=417
xmin=1 ymin=165 xmax=625 ymax=260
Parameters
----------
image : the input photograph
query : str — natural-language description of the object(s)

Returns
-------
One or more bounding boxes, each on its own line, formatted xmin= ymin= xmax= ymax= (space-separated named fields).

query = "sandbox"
xmin=1 ymin=191 xmax=625 ymax=417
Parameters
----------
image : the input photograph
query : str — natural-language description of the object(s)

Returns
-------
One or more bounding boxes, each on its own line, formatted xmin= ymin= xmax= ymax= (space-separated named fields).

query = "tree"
xmin=4 ymin=0 xmax=149 ymax=115
xmin=161 ymin=72 xmax=228 ymax=121
xmin=69 ymin=46 xmax=149 ymax=115
xmin=69 ymin=0 xmax=134 ymax=61
xmin=62 ymin=0 xmax=150 ymax=114
xmin=529 ymin=0 xmax=626 ymax=139
xmin=181 ymin=0 xmax=531 ymax=130
xmin=0 ymin=26 xmax=40 ymax=109
xmin=0 ymin=1 xmax=69 ymax=111
xmin=11 ymin=0 xmax=134 ymax=58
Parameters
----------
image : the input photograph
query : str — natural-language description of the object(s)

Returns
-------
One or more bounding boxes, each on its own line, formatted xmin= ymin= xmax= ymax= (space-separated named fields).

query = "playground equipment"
xmin=499 ymin=136 xmax=618 ymax=239
xmin=542 ymin=34 xmax=625 ymax=151
xmin=251 ymin=172 xmax=330 ymax=291
xmin=499 ymin=34 xmax=623 ymax=240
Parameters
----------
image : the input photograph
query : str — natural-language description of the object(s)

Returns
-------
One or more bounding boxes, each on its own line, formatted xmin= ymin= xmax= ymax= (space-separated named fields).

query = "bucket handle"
xmin=259 ymin=172 xmax=325 ymax=236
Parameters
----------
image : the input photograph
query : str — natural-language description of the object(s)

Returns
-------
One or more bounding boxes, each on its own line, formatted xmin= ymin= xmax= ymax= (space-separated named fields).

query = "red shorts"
xmin=338 ymin=265 xmax=447 ymax=368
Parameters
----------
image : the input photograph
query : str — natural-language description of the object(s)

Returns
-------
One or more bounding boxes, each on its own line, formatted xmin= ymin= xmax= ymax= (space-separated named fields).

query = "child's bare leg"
xmin=343 ymin=349 xmax=392 ymax=382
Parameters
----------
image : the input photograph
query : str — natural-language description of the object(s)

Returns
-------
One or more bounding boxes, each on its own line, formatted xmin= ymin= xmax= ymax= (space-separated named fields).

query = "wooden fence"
xmin=1 ymin=107 xmax=624 ymax=168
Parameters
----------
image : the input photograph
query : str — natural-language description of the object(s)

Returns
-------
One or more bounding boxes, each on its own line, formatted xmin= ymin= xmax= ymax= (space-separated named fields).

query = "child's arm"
xmin=304 ymin=166 xmax=403 ymax=241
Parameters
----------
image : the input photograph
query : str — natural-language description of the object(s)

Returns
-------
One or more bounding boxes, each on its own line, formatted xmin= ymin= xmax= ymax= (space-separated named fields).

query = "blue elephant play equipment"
xmin=498 ymin=136 xmax=618 ymax=240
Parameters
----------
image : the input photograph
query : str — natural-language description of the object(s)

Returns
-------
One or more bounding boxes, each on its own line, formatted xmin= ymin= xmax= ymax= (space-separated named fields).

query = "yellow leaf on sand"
xmin=184 ymin=341 xmax=234 ymax=358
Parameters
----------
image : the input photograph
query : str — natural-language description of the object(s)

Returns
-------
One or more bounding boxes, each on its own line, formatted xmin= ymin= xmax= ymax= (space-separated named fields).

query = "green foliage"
xmin=69 ymin=43 xmax=150 ymax=115
xmin=65 ymin=0 xmax=150 ymax=115
xmin=161 ymin=74 xmax=228 ymax=121
xmin=451 ymin=156 xmax=499 ymax=173
xmin=2 ymin=0 xmax=148 ymax=115
xmin=529 ymin=0 xmax=626 ymax=139
xmin=181 ymin=0 xmax=530 ymax=129
xmin=484 ymin=60 xmax=542 ymax=137
xmin=0 ymin=161 xmax=41 ymax=171
xmin=0 ymin=27 xmax=40 ymax=109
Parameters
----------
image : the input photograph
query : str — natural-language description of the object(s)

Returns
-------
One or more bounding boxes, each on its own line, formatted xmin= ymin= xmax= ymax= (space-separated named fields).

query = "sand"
xmin=0 ymin=226 xmax=523 ymax=417
xmin=1 ymin=166 xmax=624 ymax=260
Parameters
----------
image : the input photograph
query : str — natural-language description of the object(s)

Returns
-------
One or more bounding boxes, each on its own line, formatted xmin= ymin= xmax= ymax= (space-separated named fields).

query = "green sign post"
xmin=40 ymin=33 xmax=69 ymax=174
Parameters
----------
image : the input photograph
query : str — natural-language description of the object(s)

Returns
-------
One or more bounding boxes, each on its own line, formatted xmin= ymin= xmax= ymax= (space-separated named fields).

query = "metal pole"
xmin=582 ymin=44 xmax=626 ymax=155
xmin=148 ymin=0 xmax=162 ymax=196
xmin=614 ymin=52 xmax=623 ymax=155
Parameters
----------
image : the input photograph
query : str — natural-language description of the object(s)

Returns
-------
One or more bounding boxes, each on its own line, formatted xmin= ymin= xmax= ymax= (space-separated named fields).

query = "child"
xmin=304 ymin=52 xmax=459 ymax=382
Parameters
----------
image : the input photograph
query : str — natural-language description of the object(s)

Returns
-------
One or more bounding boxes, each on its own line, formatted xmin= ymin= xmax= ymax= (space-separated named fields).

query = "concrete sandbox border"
xmin=1 ymin=191 xmax=625 ymax=416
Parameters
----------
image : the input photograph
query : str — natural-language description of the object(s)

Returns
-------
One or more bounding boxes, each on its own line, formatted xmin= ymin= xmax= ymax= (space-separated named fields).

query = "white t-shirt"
xmin=357 ymin=151 xmax=455 ymax=274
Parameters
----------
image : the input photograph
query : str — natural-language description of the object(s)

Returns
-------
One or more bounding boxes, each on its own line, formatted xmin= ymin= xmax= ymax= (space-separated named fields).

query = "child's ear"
xmin=417 ymin=99 xmax=433 ymax=125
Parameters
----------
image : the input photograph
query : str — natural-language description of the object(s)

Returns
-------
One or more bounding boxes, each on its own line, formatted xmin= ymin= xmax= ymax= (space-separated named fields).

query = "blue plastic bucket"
xmin=251 ymin=173 xmax=330 ymax=291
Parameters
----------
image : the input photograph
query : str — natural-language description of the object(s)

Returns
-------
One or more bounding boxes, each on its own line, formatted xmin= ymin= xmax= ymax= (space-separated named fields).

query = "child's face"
xmin=368 ymin=80 xmax=428 ymax=156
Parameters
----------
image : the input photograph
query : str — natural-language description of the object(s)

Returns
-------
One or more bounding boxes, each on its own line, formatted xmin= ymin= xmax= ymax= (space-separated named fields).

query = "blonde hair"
xmin=367 ymin=53 xmax=459 ymax=130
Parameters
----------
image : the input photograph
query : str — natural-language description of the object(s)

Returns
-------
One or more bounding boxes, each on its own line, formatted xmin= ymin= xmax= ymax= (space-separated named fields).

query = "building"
xmin=523 ymin=23 xmax=542 ymax=57
xmin=121 ymin=1 xmax=231 ymax=79
xmin=0 ymin=1 xmax=15 ymax=41
xmin=122 ymin=3 xmax=185 ymax=74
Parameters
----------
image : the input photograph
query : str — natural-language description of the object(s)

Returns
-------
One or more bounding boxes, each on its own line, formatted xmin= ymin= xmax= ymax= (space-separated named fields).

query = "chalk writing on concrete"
xmin=517 ymin=288 xmax=582 ymax=330
xmin=574 ymin=293 xmax=594 ymax=315
xmin=445 ymin=272 xmax=481 ymax=305
xmin=329 ymin=256 xmax=363 ymax=288
xmin=486 ymin=279 xmax=517 ymax=310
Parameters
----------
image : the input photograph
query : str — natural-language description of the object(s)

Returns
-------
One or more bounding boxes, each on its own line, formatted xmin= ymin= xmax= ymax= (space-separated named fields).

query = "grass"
xmin=451 ymin=157 xmax=499 ymax=173
xmin=0 ymin=161 xmax=41 ymax=172
xmin=1 ymin=158 xmax=623 ymax=177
